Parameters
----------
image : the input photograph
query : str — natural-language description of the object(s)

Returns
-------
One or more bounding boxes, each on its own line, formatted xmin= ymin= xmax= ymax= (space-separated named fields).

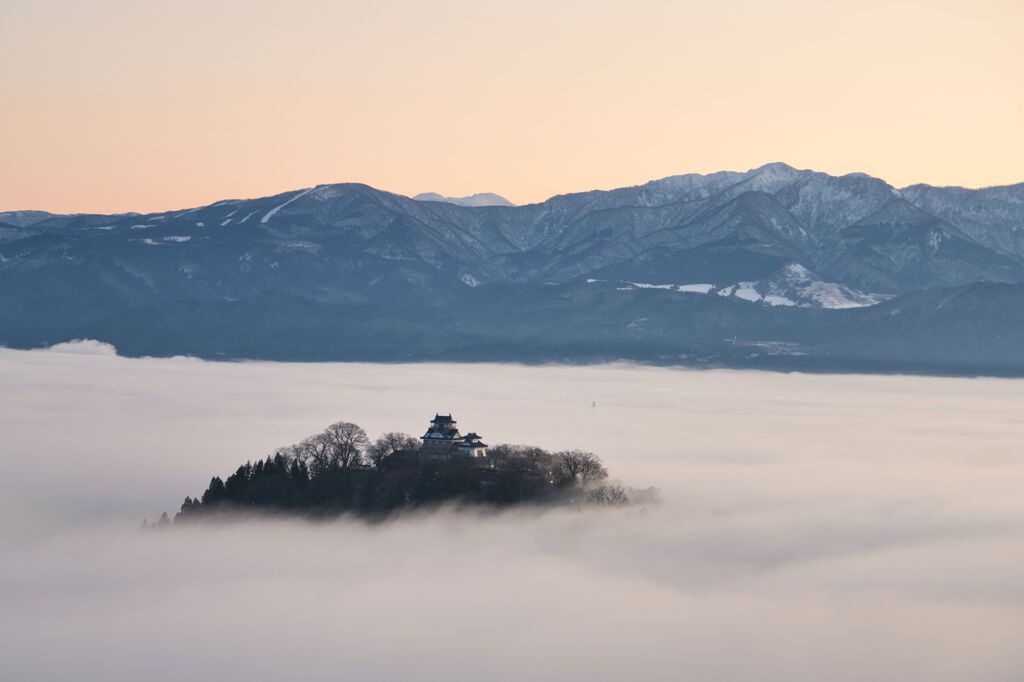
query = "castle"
xmin=420 ymin=414 xmax=488 ymax=458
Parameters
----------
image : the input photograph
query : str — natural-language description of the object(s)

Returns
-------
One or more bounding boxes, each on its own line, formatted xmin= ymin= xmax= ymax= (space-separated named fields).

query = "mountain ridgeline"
xmin=3 ymin=163 xmax=1024 ymax=374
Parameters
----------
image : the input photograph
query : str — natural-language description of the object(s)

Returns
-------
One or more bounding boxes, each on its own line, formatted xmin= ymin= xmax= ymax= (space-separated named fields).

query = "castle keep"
xmin=420 ymin=414 xmax=488 ymax=458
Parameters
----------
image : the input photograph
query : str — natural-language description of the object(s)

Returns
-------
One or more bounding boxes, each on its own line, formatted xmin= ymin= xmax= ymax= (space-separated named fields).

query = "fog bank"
xmin=2 ymin=344 xmax=1023 ymax=680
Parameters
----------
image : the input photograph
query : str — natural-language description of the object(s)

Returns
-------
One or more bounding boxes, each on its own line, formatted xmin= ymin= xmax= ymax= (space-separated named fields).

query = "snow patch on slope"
xmin=779 ymin=264 xmax=887 ymax=309
xmin=733 ymin=285 xmax=762 ymax=302
xmin=610 ymin=281 xmax=716 ymax=294
xmin=594 ymin=266 xmax=886 ymax=310
xmin=678 ymin=283 xmax=714 ymax=294
xmin=261 ymin=188 xmax=314 ymax=224
xmin=763 ymin=295 xmax=797 ymax=307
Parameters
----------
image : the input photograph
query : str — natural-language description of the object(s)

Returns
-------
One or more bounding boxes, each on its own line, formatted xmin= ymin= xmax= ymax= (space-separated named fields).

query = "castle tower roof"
xmin=422 ymin=413 xmax=462 ymax=443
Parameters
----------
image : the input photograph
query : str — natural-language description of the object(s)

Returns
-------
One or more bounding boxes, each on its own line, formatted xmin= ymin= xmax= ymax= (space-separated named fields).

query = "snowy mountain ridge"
xmin=412 ymin=192 xmax=515 ymax=207
xmin=3 ymin=163 xmax=1024 ymax=372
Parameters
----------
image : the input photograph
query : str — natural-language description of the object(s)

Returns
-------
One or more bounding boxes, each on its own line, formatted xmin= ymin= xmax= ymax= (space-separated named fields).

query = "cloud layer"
xmin=2 ymin=348 xmax=1024 ymax=680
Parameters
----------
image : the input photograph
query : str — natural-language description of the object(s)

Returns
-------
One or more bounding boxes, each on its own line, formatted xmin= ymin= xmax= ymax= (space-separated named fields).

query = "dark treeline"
xmin=162 ymin=421 xmax=648 ymax=524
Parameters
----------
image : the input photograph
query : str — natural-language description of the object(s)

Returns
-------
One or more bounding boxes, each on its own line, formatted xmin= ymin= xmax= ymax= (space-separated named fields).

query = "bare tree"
xmin=275 ymin=443 xmax=303 ymax=463
xmin=367 ymin=432 xmax=419 ymax=467
xmin=324 ymin=421 xmax=369 ymax=468
xmin=295 ymin=433 xmax=332 ymax=476
xmin=554 ymin=450 xmax=608 ymax=486
xmin=586 ymin=484 xmax=629 ymax=506
xmin=489 ymin=444 xmax=551 ymax=467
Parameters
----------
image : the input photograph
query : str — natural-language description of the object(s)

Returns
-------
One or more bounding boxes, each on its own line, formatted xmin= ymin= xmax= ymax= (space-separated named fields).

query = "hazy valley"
xmin=3 ymin=344 xmax=1024 ymax=680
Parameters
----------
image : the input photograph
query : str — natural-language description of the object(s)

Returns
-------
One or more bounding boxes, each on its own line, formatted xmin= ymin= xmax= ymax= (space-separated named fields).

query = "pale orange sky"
xmin=1 ymin=0 xmax=1021 ymax=214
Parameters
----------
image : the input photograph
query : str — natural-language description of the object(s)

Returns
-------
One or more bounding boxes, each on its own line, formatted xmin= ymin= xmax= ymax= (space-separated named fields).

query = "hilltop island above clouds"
xmin=157 ymin=412 xmax=653 ymax=525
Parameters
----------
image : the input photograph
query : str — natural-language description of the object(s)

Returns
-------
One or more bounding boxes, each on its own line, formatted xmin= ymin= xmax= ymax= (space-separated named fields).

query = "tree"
xmin=276 ymin=443 xmax=303 ymax=464
xmin=288 ymin=459 xmax=308 ymax=486
xmin=296 ymin=432 xmax=332 ymax=477
xmin=367 ymin=432 xmax=419 ymax=467
xmin=201 ymin=476 xmax=226 ymax=505
xmin=554 ymin=450 xmax=608 ymax=486
xmin=174 ymin=414 xmax=629 ymax=519
xmin=324 ymin=421 xmax=369 ymax=469
xmin=586 ymin=484 xmax=628 ymax=506
xmin=223 ymin=463 xmax=254 ymax=502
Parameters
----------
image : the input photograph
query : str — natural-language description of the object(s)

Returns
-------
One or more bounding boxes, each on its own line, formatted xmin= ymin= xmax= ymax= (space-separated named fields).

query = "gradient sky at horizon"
xmin=1 ymin=0 xmax=1022 ymax=214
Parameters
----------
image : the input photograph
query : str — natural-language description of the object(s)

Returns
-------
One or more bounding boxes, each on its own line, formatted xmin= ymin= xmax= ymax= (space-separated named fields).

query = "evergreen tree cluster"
xmin=163 ymin=420 xmax=633 ymax=524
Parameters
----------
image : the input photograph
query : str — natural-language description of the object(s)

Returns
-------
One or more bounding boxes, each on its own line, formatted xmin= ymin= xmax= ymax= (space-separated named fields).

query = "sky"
xmin=3 ymin=343 xmax=1024 ymax=680
xmin=1 ymin=0 xmax=1022 ymax=214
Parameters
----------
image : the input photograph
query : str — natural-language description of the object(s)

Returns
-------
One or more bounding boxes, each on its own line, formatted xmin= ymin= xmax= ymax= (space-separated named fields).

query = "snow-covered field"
xmin=592 ymin=264 xmax=889 ymax=309
xmin=2 ymin=342 xmax=1024 ymax=681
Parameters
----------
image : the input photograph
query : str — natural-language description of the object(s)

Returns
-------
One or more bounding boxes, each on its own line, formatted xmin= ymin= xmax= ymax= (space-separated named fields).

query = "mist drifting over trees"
xmin=166 ymin=419 xmax=648 ymax=523
xmin=5 ymin=348 xmax=1024 ymax=681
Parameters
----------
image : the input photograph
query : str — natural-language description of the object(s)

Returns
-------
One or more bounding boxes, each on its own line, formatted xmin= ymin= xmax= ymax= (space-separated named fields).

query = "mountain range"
xmin=3 ymin=162 xmax=1024 ymax=375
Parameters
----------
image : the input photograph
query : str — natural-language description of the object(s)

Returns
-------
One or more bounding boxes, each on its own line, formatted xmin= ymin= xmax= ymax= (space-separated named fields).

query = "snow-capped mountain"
xmin=413 ymin=192 xmax=515 ymax=207
xmin=900 ymin=183 xmax=1024 ymax=260
xmin=2 ymin=163 xmax=1024 ymax=372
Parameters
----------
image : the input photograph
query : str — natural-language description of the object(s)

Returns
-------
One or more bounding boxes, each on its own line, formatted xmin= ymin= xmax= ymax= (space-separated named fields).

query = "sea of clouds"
xmin=2 ymin=340 xmax=1023 ymax=680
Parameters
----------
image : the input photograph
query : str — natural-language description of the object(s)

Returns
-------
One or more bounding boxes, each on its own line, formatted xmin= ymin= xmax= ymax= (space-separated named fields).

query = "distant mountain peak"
xmin=0 ymin=210 xmax=61 ymax=227
xmin=413 ymin=192 xmax=515 ymax=207
xmin=749 ymin=161 xmax=801 ymax=175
